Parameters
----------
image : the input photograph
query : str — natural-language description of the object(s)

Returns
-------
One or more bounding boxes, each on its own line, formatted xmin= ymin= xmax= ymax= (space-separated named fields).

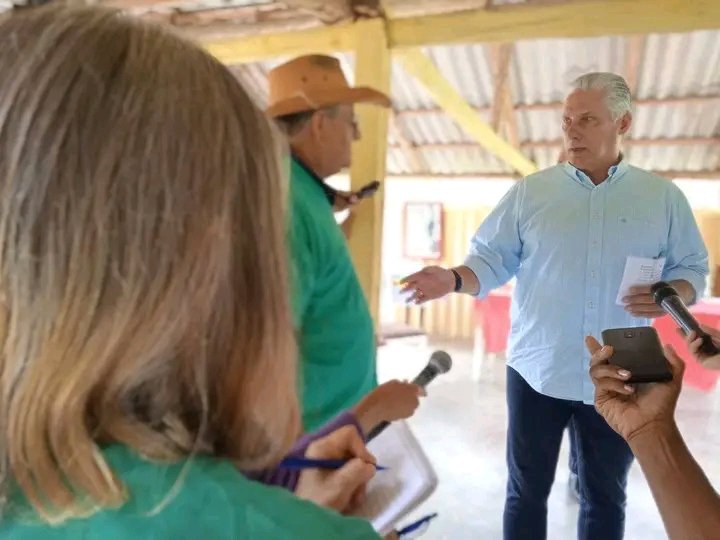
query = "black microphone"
xmin=651 ymin=281 xmax=719 ymax=356
xmin=366 ymin=350 xmax=452 ymax=441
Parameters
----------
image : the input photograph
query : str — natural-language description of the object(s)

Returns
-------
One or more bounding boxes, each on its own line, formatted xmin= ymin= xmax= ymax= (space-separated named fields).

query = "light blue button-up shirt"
xmin=464 ymin=160 xmax=709 ymax=403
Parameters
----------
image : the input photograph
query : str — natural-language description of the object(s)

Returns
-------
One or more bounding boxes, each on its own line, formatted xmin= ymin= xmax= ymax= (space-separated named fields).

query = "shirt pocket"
xmin=615 ymin=209 xmax=667 ymax=259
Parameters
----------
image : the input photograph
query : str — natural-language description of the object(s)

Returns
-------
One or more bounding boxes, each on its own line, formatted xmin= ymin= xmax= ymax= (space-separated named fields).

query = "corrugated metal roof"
xmin=231 ymin=27 xmax=720 ymax=178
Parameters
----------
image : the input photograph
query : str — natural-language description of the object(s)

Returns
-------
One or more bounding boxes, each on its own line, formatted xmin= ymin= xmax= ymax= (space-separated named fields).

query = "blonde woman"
xmin=0 ymin=6 xmax=382 ymax=539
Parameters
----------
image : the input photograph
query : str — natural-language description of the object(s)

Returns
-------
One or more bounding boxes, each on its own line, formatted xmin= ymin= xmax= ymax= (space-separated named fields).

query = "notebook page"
xmin=352 ymin=421 xmax=438 ymax=535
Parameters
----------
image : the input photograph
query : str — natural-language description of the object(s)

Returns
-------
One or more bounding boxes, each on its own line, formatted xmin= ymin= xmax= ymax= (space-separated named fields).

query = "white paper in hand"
xmin=351 ymin=421 xmax=437 ymax=535
xmin=616 ymin=256 xmax=666 ymax=306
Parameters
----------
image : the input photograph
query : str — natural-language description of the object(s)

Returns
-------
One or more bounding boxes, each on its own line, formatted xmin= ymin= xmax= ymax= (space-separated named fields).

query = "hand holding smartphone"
xmin=355 ymin=180 xmax=380 ymax=199
xmin=600 ymin=326 xmax=672 ymax=383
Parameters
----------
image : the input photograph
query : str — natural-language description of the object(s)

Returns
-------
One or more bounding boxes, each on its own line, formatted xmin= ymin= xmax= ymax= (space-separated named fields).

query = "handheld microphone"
xmin=366 ymin=350 xmax=452 ymax=441
xmin=651 ymin=281 xmax=719 ymax=356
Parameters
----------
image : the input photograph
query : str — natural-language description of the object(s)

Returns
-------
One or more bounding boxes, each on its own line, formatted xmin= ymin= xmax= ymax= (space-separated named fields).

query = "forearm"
xmin=352 ymin=394 xmax=382 ymax=435
xmin=630 ymin=422 xmax=720 ymax=539
xmin=453 ymin=265 xmax=481 ymax=296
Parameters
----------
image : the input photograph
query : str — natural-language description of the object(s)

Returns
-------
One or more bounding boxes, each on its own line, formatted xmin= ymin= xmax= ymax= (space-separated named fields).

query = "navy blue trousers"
xmin=503 ymin=367 xmax=634 ymax=540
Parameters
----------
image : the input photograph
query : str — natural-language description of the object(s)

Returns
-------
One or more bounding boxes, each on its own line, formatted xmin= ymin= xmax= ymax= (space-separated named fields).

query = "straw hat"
xmin=266 ymin=54 xmax=391 ymax=118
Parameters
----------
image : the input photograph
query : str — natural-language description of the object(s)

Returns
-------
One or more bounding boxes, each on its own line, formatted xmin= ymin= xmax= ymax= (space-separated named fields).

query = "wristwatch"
xmin=450 ymin=268 xmax=462 ymax=292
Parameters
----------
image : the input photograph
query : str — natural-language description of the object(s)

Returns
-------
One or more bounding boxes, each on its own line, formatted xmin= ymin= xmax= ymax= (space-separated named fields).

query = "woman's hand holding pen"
xmin=295 ymin=425 xmax=377 ymax=513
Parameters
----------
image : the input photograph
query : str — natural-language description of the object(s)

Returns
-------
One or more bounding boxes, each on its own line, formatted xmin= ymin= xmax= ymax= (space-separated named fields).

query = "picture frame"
xmin=402 ymin=202 xmax=444 ymax=260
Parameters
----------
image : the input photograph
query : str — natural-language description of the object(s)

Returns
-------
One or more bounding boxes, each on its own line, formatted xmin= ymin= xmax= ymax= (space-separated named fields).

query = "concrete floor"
xmin=377 ymin=338 xmax=720 ymax=540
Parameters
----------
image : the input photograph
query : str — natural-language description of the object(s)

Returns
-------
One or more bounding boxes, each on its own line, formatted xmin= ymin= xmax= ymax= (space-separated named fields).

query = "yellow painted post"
xmin=348 ymin=18 xmax=391 ymax=323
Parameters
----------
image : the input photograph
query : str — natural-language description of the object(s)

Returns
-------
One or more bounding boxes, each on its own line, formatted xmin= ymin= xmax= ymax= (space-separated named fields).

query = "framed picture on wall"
xmin=402 ymin=202 xmax=444 ymax=260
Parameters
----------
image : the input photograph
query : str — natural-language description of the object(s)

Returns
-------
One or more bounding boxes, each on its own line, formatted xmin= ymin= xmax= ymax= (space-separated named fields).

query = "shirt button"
xmin=588 ymin=301 xmax=595 ymax=309
xmin=591 ymin=271 xmax=597 ymax=278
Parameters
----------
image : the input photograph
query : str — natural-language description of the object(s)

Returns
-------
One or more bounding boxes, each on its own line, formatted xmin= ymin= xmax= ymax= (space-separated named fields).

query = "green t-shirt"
xmin=0 ymin=445 xmax=380 ymax=540
xmin=289 ymin=159 xmax=377 ymax=431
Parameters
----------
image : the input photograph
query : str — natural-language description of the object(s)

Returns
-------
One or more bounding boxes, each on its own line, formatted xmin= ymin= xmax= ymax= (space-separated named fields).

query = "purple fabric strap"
xmin=244 ymin=410 xmax=365 ymax=491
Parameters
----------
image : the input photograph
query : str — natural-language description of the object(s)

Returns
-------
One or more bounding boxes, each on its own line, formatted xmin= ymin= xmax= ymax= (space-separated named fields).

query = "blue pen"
xmin=278 ymin=457 xmax=387 ymax=471
xmin=396 ymin=513 xmax=438 ymax=538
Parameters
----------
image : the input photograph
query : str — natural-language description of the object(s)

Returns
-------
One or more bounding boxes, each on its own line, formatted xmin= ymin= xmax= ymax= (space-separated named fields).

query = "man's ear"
xmin=618 ymin=112 xmax=632 ymax=136
xmin=309 ymin=110 xmax=325 ymax=139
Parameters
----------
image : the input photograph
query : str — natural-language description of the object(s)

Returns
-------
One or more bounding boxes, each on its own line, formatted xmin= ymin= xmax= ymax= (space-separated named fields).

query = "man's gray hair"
xmin=571 ymin=72 xmax=632 ymax=120
xmin=275 ymin=105 xmax=340 ymax=137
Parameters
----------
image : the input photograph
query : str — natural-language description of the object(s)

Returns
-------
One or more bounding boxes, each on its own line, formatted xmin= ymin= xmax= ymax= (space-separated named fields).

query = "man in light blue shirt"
xmin=402 ymin=73 xmax=708 ymax=540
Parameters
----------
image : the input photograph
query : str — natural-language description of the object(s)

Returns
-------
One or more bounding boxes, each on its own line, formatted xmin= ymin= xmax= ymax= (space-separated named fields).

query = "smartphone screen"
xmin=600 ymin=326 xmax=672 ymax=383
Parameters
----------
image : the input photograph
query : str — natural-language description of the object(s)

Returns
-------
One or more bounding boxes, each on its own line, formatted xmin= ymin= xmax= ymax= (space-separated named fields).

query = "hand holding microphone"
xmin=686 ymin=326 xmax=720 ymax=370
xmin=651 ymin=281 xmax=720 ymax=357
xmin=364 ymin=351 xmax=452 ymax=441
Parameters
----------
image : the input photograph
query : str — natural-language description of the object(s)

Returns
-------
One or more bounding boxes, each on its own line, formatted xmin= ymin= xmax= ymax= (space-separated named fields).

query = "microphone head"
xmin=651 ymin=281 xmax=678 ymax=305
xmin=429 ymin=350 xmax=452 ymax=374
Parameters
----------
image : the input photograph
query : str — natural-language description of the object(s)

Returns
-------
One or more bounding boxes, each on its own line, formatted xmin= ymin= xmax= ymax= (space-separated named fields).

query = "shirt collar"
xmin=562 ymin=155 xmax=629 ymax=187
xmin=292 ymin=155 xmax=337 ymax=206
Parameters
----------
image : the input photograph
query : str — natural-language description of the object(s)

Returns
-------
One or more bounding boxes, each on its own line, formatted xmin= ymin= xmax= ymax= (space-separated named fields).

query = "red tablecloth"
xmin=474 ymin=293 xmax=720 ymax=392
xmin=474 ymin=287 xmax=511 ymax=355
xmin=652 ymin=301 xmax=720 ymax=391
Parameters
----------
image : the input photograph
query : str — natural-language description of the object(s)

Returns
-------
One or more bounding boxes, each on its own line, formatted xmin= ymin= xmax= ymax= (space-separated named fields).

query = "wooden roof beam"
xmin=624 ymin=34 xmax=647 ymax=94
xmin=202 ymin=0 xmax=720 ymax=64
xmin=390 ymin=0 xmax=720 ymax=49
xmin=388 ymin=110 xmax=424 ymax=174
xmin=489 ymin=43 xmax=520 ymax=148
xmin=396 ymin=48 xmax=537 ymax=176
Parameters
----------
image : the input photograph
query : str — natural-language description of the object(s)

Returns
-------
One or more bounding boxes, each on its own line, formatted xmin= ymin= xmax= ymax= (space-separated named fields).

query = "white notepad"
xmin=352 ymin=420 xmax=438 ymax=535
xmin=616 ymin=256 xmax=665 ymax=305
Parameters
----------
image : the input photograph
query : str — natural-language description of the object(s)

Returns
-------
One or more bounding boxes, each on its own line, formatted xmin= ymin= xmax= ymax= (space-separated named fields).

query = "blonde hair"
xmin=0 ymin=5 xmax=299 ymax=523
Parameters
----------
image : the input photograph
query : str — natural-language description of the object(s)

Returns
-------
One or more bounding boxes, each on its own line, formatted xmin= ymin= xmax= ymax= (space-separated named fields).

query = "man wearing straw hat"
xmin=267 ymin=55 xmax=422 ymax=432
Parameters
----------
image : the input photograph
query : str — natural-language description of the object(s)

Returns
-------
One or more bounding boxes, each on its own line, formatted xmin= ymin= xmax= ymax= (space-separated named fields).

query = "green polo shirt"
xmin=0 ymin=445 xmax=380 ymax=539
xmin=289 ymin=158 xmax=377 ymax=431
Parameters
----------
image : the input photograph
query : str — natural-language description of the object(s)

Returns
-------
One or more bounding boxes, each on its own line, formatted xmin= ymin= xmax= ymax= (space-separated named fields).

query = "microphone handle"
xmin=661 ymin=298 xmax=720 ymax=355
xmin=411 ymin=365 xmax=437 ymax=387
xmin=662 ymin=297 xmax=703 ymax=334
xmin=366 ymin=420 xmax=389 ymax=442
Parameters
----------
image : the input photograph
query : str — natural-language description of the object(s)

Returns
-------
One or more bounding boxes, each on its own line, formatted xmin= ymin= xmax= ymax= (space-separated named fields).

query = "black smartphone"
xmin=601 ymin=326 xmax=672 ymax=383
xmin=355 ymin=180 xmax=380 ymax=199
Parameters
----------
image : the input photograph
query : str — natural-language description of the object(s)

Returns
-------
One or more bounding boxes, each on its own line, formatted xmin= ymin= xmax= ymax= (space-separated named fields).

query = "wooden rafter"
xmin=390 ymin=0 xmax=720 ymax=49
xmin=201 ymin=0 xmax=720 ymax=64
xmin=396 ymin=48 xmax=537 ymax=176
xmin=204 ymin=19 xmax=358 ymax=64
xmin=624 ymin=34 xmax=647 ymax=95
xmin=388 ymin=111 xmax=423 ymax=174
xmin=489 ymin=43 xmax=519 ymax=149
